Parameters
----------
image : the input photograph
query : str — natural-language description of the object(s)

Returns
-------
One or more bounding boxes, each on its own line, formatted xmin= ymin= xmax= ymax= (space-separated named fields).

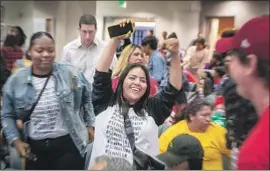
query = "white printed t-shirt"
xmin=29 ymin=75 xmax=69 ymax=140
xmin=88 ymin=106 xmax=159 ymax=168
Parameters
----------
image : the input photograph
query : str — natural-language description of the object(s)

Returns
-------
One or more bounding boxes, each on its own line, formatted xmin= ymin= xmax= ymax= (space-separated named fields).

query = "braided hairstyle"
xmin=223 ymin=75 xmax=258 ymax=149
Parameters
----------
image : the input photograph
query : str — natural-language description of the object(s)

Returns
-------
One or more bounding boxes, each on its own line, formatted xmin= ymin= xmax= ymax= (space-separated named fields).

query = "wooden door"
xmin=217 ymin=17 xmax=235 ymax=37
xmin=205 ymin=16 xmax=235 ymax=61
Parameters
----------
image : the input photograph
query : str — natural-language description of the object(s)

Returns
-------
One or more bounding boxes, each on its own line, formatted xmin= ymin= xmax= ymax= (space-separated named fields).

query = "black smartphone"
xmin=107 ymin=22 xmax=134 ymax=39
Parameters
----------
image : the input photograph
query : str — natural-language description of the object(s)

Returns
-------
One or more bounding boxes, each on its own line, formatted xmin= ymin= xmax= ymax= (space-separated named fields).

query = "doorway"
xmin=217 ymin=17 xmax=235 ymax=37
xmin=205 ymin=16 xmax=235 ymax=60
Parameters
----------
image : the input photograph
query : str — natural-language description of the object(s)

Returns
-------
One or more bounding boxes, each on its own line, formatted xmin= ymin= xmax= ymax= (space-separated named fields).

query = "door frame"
xmin=204 ymin=16 xmax=235 ymax=42
xmin=204 ymin=16 xmax=235 ymax=61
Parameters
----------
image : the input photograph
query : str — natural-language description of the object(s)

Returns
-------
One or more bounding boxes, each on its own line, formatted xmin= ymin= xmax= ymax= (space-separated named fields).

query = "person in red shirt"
xmin=225 ymin=15 xmax=269 ymax=170
xmin=1 ymin=35 xmax=24 ymax=71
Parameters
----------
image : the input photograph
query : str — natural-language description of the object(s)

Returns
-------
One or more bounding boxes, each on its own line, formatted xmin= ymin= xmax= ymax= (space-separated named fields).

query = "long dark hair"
xmin=195 ymin=38 xmax=206 ymax=49
xmin=110 ymin=63 xmax=151 ymax=116
xmin=167 ymin=32 xmax=178 ymax=39
xmin=3 ymin=35 xmax=19 ymax=51
xmin=13 ymin=26 xmax=26 ymax=47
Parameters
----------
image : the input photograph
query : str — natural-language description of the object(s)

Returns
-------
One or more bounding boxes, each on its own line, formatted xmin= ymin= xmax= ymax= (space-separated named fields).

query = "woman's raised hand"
xmin=164 ymin=38 xmax=179 ymax=54
xmin=96 ymin=19 xmax=134 ymax=72
xmin=167 ymin=38 xmax=182 ymax=90
xmin=112 ymin=19 xmax=134 ymax=40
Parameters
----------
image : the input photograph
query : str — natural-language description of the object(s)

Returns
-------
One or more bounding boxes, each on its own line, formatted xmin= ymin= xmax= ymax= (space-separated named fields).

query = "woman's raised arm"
xmin=96 ymin=20 xmax=133 ymax=72
xmin=166 ymin=38 xmax=182 ymax=90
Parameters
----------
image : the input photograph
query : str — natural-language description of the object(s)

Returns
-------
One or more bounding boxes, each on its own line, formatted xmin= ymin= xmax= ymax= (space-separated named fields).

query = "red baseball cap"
xmin=230 ymin=15 xmax=269 ymax=60
xmin=215 ymin=37 xmax=234 ymax=54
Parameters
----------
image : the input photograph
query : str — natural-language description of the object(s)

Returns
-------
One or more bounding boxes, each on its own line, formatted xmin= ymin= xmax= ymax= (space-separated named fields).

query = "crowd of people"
xmin=0 ymin=14 xmax=269 ymax=170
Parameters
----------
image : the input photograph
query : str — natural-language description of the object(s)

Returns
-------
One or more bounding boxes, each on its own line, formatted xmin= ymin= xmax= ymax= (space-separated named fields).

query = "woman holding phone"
xmin=89 ymin=20 xmax=182 ymax=168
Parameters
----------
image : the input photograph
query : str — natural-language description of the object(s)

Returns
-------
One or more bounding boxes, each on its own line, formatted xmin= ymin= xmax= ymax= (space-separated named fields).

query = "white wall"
xmin=1 ymin=1 xmax=34 ymax=49
xmin=2 ymin=1 xmax=269 ymax=51
xmin=65 ymin=1 xmax=96 ymax=43
xmin=2 ymin=1 xmax=200 ymax=52
xmin=200 ymin=1 xmax=270 ymax=32
xmin=32 ymin=1 xmax=96 ymax=60
xmin=96 ymin=1 xmax=201 ymax=49
xmin=1 ymin=1 xmax=23 ymax=25
xmin=19 ymin=1 xmax=34 ymax=50
xmin=55 ymin=1 xmax=67 ymax=61
xmin=1 ymin=1 xmax=96 ymax=60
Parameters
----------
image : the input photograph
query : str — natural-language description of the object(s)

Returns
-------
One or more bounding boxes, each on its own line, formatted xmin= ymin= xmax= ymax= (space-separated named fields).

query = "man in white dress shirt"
xmin=61 ymin=14 xmax=117 ymax=83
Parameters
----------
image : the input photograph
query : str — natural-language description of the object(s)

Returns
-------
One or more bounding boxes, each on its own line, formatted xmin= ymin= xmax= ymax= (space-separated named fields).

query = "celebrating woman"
xmin=89 ymin=20 xmax=182 ymax=169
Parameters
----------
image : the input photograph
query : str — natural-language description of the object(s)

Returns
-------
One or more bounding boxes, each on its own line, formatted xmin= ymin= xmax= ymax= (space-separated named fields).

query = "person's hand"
xmin=181 ymin=61 xmax=186 ymax=67
xmin=164 ymin=38 xmax=179 ymax=54
xmin=88 ymin=127 xmax=94 ymax=142
xmin=13 ymin=139 xmax=30 ymax=158
xmin=197 ymin=78 xmax=205 ymax=93
xmin=113 ymin=19 xmax=134 ymax=40
xmin=16 ymin=119 xmax=23 ymax=130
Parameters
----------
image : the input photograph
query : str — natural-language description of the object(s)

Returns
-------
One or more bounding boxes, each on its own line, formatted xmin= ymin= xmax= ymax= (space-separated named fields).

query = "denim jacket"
xmin=1 ymin=62 xmax=95 ymax=157
xmin=148 ymin=50 xmax=168 ymax=87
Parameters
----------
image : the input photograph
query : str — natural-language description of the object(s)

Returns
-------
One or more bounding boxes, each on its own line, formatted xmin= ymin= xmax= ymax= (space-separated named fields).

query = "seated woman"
xmin=205 ymin=52 xmax=223 ymax=70
xmin=187 ymin=70 xmax=214 ymax=104
xmin=159 ymin=98 xmax=231 ymax=170
xmin=112 ymin=44 xmax=158 ymax=97
xmin=212 ymin=66 xmax=226 ymax=90
xmin=89 ymin=20 xmax=182 ymax=169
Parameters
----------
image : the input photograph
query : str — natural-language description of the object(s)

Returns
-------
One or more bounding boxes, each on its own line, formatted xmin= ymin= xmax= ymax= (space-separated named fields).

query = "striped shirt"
xmin=29 ymin=76 xmax=69 ymax=140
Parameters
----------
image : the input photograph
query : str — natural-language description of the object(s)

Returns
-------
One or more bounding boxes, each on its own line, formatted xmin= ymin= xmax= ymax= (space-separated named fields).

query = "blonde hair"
xmin=112 ymin=44 xmax=142 ymax=77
